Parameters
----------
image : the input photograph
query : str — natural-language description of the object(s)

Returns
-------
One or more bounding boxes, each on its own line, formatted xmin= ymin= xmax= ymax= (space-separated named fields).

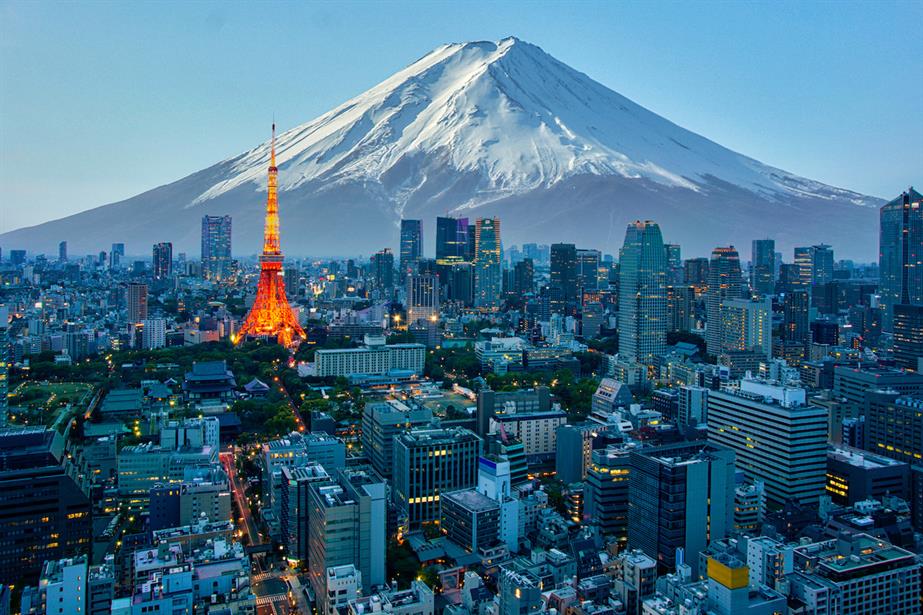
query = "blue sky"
xmin=1 ymin=0 xmax=920 ymax=233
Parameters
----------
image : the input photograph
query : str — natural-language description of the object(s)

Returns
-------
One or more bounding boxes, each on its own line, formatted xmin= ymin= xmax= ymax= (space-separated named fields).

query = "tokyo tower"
xmin=235 ymin=124 xmax=306 ymax=347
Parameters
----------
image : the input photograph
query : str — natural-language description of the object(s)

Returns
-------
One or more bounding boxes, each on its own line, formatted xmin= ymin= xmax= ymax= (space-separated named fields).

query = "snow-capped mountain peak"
xmin=194 ymin=37 xmax=871 ymax=210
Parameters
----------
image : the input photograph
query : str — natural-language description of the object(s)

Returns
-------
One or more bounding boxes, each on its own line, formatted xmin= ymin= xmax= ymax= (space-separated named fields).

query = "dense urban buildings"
xmin=1 ymin=165 xmax=920 ymax=615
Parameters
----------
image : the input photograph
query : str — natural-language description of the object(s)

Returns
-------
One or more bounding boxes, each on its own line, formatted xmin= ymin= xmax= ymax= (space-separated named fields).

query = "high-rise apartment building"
xmin=141 ymin=318 xmax=166 ymax=350
xmin=628 ymin=441 xmax=735 ymax=576
xmin=750 ymin=239 xmax=775 ymax=296
xmin=126 ymin=282 xmax=148 ymax=323
xmin=549 ymin=243 xmax=577 ymax=314
xmin=474 ymin=218 xmax=501 ymax=309
xmin=399 ymin=219 xmax=423 ymax=273
xmin=392 ymin=427 xmax=482 ymax=528
xmin=618 ymin=221 xmax=667 ymax=366
xmin=719 ymin=297 xmax=772 ymax=359
xmin=705 ymin=246 xmax=742 ymax=356
xmin=708 ymin=377 xmax=827 ymax=505
xmin=152 ymin=241 xmax=173 ymax=279
xmin=406 ymin=273 xmax=439 ymax=324
xmin=879 ymin=187 xmax=923 ymax=331
xmin=201 ymin=215 xmax=232 ymax=281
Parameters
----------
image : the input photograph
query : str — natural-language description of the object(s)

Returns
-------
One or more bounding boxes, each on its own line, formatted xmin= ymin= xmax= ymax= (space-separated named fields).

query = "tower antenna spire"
xmin=271 ymin=117 xmax=276 ymax=168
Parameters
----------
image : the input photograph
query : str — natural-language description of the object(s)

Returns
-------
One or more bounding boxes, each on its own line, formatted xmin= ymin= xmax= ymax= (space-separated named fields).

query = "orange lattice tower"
xmin=236 ymin=124 xmax=306 ymax=347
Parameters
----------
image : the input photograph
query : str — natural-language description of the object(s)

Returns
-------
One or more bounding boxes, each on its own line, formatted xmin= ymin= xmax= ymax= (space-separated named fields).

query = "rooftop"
xmin=798 ymin=533 xmax=916 ymax=578
xmin=398 ymin=426 xmax=480 ymax=445
xmin=443 ymin=488 xmax=499 ymax=512
xmin=828 ymin=446 xmax=907 ymax=469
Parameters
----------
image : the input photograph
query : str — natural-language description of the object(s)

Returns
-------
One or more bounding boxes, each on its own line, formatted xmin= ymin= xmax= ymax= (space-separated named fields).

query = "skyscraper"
xmin=618 ymin=221 xmax=667 ymax=366
xmin=794 ymin=244 xmax=833 ymax=286
xmin=406 ymin=272 xmax=439 ymax=323
xmin=371 ymin=248 xmax=395 ymax=290
xmin=126 ymin=282 xmax=148 ymax=323
xmin=549 ymin=243 xmax=577 ymax=314
xmin=474 ymin=218 xmax=501 ymax=309
xmin=705 ymin=246 xmax=742 ymax=356
xmin=435 ymin=216 xmax=468 ymax=265
xmin=781 ymin=289 xmax=811 ymax=345
xmin=513 ymin=258 xmax=534 ymax=295
xmin=58 ymin=240 xmax=67 ymax=263
xmin=399 ymin=219 xmax=423 ymax=274
xmin=811 ymin=244 xmax=834 ymax=285
xmin=664 ymin=243 xmax=682 ymax=286
xmin=152 ymin=242 xmax=173 ymax=279
xmin=879 ymin=187 xmax=923 ymax=331
xmin=109 ymin=243 xmax=124 ymax=270
xmin=0 ymin=306 xmax=8 ymax=427
xmin=201 ymin=215 xmax=232 ymax=281
xmin=750 ymin=239 xmax=775 ymax=296
xmin=684 ymin=257 xmax=710 ymax=288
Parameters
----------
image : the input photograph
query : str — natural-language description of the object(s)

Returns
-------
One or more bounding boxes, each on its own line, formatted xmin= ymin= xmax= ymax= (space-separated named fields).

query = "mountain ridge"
xmin=0 ymin=36 xmax=882 ymax=259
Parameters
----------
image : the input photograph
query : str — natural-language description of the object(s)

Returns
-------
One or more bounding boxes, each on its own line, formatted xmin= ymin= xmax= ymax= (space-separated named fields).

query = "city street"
xmin=220 ymin=448 xmax=264 ymax=546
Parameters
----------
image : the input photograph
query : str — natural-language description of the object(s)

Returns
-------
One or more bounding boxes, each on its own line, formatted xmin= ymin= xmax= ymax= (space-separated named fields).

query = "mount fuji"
xmin=2 ymin=36 xmax=882 ymax=259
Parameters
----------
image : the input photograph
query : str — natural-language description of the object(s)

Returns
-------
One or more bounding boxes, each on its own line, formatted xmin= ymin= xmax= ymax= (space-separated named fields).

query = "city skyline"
xmin=1 ymin=5 xmax=922 ymax=615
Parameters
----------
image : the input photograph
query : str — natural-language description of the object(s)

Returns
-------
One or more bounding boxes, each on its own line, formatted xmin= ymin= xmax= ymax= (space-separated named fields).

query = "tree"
xmin=386 ymin=539 xmax=421 ymax=589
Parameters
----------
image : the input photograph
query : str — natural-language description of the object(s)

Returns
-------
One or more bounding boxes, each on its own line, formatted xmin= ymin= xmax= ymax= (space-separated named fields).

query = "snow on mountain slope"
xmin=194 ymin=36 xmax=873 ymax=210
xmin=0 ymin=37 xmax=881 ymax=258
